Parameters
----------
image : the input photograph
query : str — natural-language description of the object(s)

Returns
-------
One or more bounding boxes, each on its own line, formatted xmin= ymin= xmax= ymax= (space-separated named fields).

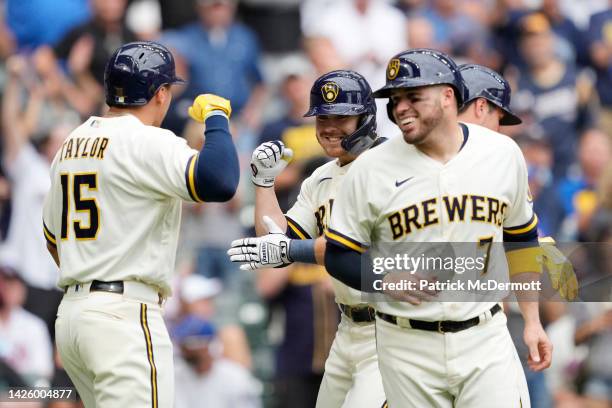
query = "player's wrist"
xmin=288 ymin=238 xmax=316 ymax=264
xmin=250 ymin=167 xmax=277 ymax=188
xmin=252 ymin=180 xmax=275 ymax=188
xmin=204 ymin=110 xmax=229 ymax=121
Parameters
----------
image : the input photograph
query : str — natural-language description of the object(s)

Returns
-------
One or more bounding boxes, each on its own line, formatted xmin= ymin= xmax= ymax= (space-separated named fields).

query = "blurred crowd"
xmin=0 ymin=0 xmax=610 ymax=407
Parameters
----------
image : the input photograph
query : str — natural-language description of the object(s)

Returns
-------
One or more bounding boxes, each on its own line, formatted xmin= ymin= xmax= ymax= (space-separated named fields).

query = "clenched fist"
xmin=250 ymin=141 xmax=293 ymax=188
xmin=189 ymin=94 xmax=232 ymax=122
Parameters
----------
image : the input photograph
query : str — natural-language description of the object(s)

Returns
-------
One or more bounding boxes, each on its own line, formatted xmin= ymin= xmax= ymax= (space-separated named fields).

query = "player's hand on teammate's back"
xmin=537 ymin=237 xmax=578 ymax=301
xmin=228 ymin=216 xmax=293 ymax=270
xmin=250 ymin=141 xmax=293 ymax=187
xmin=524 ymin=321 xmax=553 ymax=372
xmin=380 ymin=272 xmax=438 ymax=305
xmin=189 ymin=94 xmax=232 ymax=122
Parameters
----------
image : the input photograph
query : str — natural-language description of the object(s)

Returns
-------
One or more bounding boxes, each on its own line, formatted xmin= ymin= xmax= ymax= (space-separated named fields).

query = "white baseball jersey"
xmin=43 ymin=114 xmax=202 ymax=296
xmin=327 ymin=123 xmax=537 ymax=320
xmin=286 ymin=159 xmax=367 ymax=306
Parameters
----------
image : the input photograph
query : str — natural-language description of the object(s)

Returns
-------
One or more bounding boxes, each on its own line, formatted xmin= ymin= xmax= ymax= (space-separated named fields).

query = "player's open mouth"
xmin=400 ymin=117 xmax=416 ymax=127
xmin=322 ymin=135 xmax=344 ymax=142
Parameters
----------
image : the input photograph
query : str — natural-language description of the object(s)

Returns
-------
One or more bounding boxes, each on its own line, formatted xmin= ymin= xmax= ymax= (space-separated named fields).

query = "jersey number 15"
xmin=60 ymin=172 xmax=100 ymax=240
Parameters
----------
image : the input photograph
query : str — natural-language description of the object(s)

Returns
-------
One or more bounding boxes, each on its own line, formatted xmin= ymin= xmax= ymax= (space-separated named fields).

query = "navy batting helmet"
xmin=459 ymin=64 xmax=522 ymax=126
xmin=373 ymin=49 xmax=468 ymax=123
xmin=104 ymin=41 xmax=185 ymax=107
xmin=304 ymin=70 xmax=377 ymax=156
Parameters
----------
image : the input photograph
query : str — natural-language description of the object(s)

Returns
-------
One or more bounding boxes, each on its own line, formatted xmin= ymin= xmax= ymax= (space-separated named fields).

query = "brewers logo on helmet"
xmin=305 ymin=70 xmax=378 ymax=156
xmin=387 ymin=59 xmax=400 ymax=80
xmin=322 ymin=82 xmax=340 ymax=103
xmin=373 ymin=48 xmax=468 ymax=123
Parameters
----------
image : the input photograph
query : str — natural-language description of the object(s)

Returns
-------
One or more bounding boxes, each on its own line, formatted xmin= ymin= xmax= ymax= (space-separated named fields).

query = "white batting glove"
xmin=250 ymin=141 xmax=294 ymax=188
xmin=227 ymin=216 xmax=293 ymax=270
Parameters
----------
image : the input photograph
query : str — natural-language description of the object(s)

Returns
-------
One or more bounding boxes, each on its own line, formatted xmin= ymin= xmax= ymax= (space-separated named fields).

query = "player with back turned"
xmin=43 ymin=41 xmax=239 ymax=407
xmin=249 ymin=70 xmax=386 ymax=408
xmin=229 ymin=49 xmax=553 ymax=407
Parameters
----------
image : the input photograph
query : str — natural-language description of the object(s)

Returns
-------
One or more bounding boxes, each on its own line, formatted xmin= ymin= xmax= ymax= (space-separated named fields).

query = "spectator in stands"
xmin=0 ymin=4 xmax=15 ymax=60
xmin=587 ymin=4 xmax=612 ymax=139
xmin=573 ymin=303 xmax=612 ymax=408
xmin=5 ymin=0 xmax=89 ymax=50
xmin=301 ymin=0 xmax=406 ymax=138
xmin=161 ymin=0 xmax=266 ymax=131
xmin=3 ymin=51 xmax=87 ymax=133
xmin=516 ymin=130 xmax=564 ymax=237
xmin=172 ymin=315 xmax=261 ymax=408
xmin=256 ymin=58 xmax=321 ymax=211
xmin=509 ymin=12 xmax=592 ymax=178
xmin=0 ymin=54 xmax=75 ymax=338
xmin=125 ymin=0 xmax=163 ymax=41
xmin=557 ymin=129 xmax=611 ymax=240
xmin=0 ymin=265 xmax=53 ymax=386
xmin=406 ymin=16 xmax=443 ymax=51
xmin=178 ymin=274 xmax=252 ymax=369
xmin=540 ymin=0 xmax=588 ymax=65
xmin=416 ymin=0 xmax=489 ymax=59
xmin=54 ymin=0 xmax=135 ymax=90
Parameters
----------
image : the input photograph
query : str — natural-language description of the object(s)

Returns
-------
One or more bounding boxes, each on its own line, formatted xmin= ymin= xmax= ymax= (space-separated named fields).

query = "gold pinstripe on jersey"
xmin=140 ymin=304 xmax=158 ymax=408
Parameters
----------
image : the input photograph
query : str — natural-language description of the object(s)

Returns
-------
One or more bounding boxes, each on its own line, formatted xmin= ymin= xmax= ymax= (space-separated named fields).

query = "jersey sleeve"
xmin=285 ymin=175 xmax=317 ymax=239
xmin=132 ymin=130 xmax=201 ymax=202
xmin=326 ymin=164 xmax=372 ymax=253
xmin=42 ymin=159 xmax=60 ymax=249
xmin=503 ymin=143 xmax=538 ymax=243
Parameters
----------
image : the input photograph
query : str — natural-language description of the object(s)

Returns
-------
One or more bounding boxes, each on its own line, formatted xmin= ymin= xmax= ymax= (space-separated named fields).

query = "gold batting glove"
xmin=188 ymin=94 xmax=232 ymax=122
xmin=538 ymin=237 xmax=578 ymax=301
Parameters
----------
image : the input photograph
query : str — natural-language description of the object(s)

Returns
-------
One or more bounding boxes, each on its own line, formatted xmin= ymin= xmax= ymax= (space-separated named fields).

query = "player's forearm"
xmin=323 ymin=241 xmax=377 ymax=292
xmin=194 ymin=115 xmax=240 ymax=202
xmin=254 ymin=187 xmax=286 ymax=236
xmin=510 ymin=269 xmax=542 ymax=325
xmin=517 ymin=299 xmax=541 ymax=326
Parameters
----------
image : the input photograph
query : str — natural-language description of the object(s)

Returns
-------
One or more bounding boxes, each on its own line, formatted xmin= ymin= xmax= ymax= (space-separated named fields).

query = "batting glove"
xmin=227 ymin=216 xmax=293 ymax=270
xmin=538 ymin=237 xmax=578 ymax=301
xmin=251 ymin=141 xmax=293 ymax=188
xmin=189 ymin=94 xmax=232 ymax=122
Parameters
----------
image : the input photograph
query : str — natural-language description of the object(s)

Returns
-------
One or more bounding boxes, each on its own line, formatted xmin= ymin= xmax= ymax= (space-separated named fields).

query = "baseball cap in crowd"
xmin=519 ymin=13 xmax=551 ymax=36
xmin=179 ymin=275 xmax=223 ymax=303
xmin=172 ymin=315 xmax=217 ymax=347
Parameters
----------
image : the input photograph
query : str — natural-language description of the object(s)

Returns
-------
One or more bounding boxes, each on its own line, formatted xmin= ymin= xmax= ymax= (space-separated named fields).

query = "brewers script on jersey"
xmin=326 ymin=123 xmax=533 ymax=406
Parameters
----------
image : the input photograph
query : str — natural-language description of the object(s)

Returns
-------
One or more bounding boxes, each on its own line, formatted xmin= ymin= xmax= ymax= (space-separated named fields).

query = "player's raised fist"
xmin=251 ymin=141 xmax=293 ymax=188
xmin=189 ymin=94 xmax=232 ymax=122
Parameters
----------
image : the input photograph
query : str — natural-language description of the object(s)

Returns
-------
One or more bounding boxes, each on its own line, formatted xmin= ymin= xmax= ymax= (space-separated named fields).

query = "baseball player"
xmin=229 ymin=49 xmax=553 ymax=407
xmin=458 ymin=63 xmax=578 ymax=302
xmin=43 ymin=41 xmax=240 ymax=408
xmin=249 ymin=70 xmax=386 ymax=408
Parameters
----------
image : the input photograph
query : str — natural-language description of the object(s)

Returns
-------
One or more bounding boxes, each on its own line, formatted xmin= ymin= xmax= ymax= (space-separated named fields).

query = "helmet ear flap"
xmin=386 ymin=100 xmax=396 ymax=124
